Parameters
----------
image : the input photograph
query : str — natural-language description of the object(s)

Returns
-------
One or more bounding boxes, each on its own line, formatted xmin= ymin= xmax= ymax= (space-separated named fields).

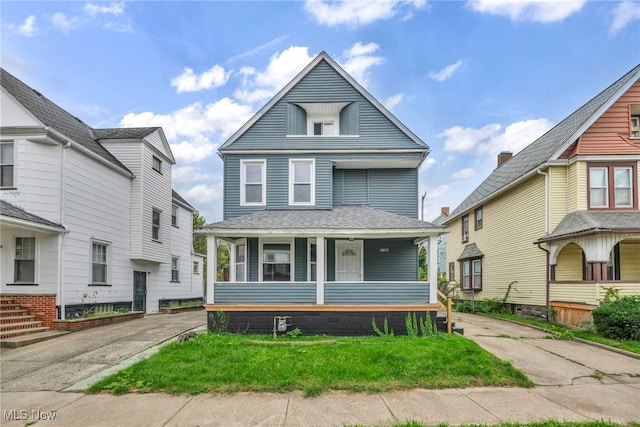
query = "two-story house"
xmin=0 ymin=68 xmax=204 ymax=335
xmin=445 ymin=64 xmax=640 ymax=326
xmin=199 ymin=52 xmax=444 ymax=335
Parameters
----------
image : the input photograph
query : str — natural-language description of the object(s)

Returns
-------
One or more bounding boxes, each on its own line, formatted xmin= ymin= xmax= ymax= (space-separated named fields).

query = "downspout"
xmin=536 ymin=168 xmax=550 ymax=319
xmin=58 ymin=140 xmax=71 ymax=320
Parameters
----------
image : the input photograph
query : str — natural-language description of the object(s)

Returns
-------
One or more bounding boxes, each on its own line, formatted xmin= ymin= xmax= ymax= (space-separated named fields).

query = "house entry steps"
xmin=0 ymin=297 xmax=51 ymax=341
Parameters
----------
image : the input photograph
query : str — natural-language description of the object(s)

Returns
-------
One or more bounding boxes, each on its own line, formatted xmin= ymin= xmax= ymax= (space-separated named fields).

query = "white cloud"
xmin=52 ymin=12 xmax=79 ymax=33
xmin=422 ymin=184 xmax=450 ymax=199
xmin=340 ymin=42 xmax=384 ymax=86
xmin=170 ymin=137 xmax=218 ymax=164
xmin=304 ymin=0 xmax=427 ymax=27
xmin=12 ymin=15 xmax=36 ymax=37
xmin=451 ymin=167 xmax=476 ymax=179
xmin=476 ymin=118 xmax=553 ymax=154
xmin=467 ymin=0 xmax=586 ymax=23
xmin=420 ymin=157 xmax=436 ymax=171
xmin=171 ymin=65 xmax=232 ymax=93
xmin=227 ymin=35 xmax=290 ymax=63
xmin=384 ymin=93 xmax=403 ymax=110
xmin=172 ymin=166 xmax=213 ymax=185
xmin=610 ymin=1 xmax=640 ymax=33
xmin=84 ymin=1 xmax=125 ymax=16
xmin=440 ymin=123 xmax=501 ymax=152
xmin=428 ymin=60 xmax=463 ymax=82
xmin=181 ymin=183 xmax=224 ymax=205
xmin=120 ymin=97 xmax=254 ymax=142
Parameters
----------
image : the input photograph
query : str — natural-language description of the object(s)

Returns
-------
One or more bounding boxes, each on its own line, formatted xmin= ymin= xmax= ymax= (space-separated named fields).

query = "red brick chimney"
xmin=441 ymin=206 xmax=449 ymax=216
xmin=497 ymin=151 xmax=513 ymax=167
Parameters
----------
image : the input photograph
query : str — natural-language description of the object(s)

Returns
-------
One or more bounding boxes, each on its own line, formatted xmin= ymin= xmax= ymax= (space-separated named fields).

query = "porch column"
xmin=428 ymin=236 xmax=438 ymax=304
xmin=206 ymin=236 xmax=217 ymax=304
xmin=316 ymin=237 xmax=325 ymax=304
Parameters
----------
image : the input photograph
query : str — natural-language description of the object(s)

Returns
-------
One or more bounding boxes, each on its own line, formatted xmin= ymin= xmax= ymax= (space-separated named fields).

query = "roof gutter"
xmin=535 ymin=227 xmax=640 ymax=244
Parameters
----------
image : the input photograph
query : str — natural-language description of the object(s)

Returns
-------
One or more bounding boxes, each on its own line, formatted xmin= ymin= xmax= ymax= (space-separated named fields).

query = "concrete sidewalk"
xmin=1 ymin=312 xmax=639 ymax=426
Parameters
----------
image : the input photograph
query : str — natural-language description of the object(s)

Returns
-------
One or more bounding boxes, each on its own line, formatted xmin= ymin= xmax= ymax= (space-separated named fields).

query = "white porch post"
xmin=316 ymin=237 xmax=325 ymax=304
xmin=206 ymin=236 xmax=217 ymax=304
xmin=428 ymin=236 xmax=438 ymax=304
xmin=229 ymin=242 xmax=236 ymax=282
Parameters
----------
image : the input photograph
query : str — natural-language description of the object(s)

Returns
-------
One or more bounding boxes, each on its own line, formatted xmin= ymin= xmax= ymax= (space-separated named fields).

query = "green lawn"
xmin=485 ymin=313 xmax=640 ymax=355
xmin=87 ymin=333 xmax=532 ymax=396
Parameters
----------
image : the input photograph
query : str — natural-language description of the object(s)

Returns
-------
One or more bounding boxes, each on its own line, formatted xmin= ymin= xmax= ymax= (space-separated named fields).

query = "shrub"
xmin=592 ymin=296 xmax=640 ymax=341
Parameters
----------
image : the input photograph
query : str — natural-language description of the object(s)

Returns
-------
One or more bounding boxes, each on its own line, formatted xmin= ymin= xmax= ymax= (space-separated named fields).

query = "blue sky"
xmin=2 ymin=0 xmax=639 ymax=223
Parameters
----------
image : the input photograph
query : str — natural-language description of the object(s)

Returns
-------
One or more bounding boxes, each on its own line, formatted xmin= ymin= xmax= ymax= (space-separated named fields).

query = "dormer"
xmin=288 ymin=102 xmax=358 ymax=136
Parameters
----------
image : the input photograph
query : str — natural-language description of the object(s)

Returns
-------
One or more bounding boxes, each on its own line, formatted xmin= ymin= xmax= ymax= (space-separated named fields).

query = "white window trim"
xmin=234 ymin=239 xmax=247 ymax=282
xmin=335 ymin=240 xmax=363 ymax=282
xmin=288 ymin=159 xmax=315 ymax=206
xmin=631 ymin=115 xmax=640 ymax=138
xmin=171 ymin=205 xmax=178 ymax=227
xmin=152 ymin=208 xmax=162 ymax=242
xmin=193 ymin=261 xmax=200 ymax=275
xmin=240 ymin=159 xmax=266 ymax=206
xmin=90 ymin=239 xmax=110 ymax=285
xmin=259 ymin=238 xmax=294 ymax=282
xmin=308 ymin=238 xmax=317 ymax=282
xmin=152 ymin=155 xmax=162 ymax=173
xmin=614 ymin=166 xmax=632 ymax=208
xmin=589 ymin=166 xmax=609 ymax=208
xmin=171 ymin=256 xmax=180 ymax=282
xmin=13 ymin=235 xmax=37 ymax=284
xmin=0 ymin=141 xmax=16 ymax=189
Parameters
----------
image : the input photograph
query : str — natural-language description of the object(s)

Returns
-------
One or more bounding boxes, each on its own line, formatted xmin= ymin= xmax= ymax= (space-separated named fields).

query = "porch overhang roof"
xmin=198 ymin=205 xmax=445 ymax=239
xmin=0 ymin=200 xmax=66 ymax=233
xmin=536 ymin=211 xmax=640 ymax=243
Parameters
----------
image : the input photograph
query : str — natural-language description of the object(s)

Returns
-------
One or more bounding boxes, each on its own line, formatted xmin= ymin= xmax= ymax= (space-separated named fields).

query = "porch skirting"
xmin=205 ymin=304 xmax=439 ymax=336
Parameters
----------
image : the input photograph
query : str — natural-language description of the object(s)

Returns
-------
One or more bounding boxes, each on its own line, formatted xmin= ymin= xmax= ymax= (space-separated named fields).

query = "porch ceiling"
xmin=199 ymin=205 xmax=444 ymax=238
xmin=537 ymin=211 xmax=640 ymax=243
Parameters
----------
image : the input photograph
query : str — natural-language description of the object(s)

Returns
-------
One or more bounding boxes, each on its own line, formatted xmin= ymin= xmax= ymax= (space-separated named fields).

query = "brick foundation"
xmin=1 ymin=294 xmax=57 ymax=328
xmin=52 ymin=312 xmax=144 ymax=332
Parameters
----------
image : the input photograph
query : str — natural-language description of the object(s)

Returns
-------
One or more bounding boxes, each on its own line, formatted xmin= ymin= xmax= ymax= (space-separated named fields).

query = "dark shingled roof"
xmin=457 ymin=243 xmax=484 ymax=260
xmin=1 ymin=68 xmax=128 ymax=171
xmin=0 ymin=200 xmax=65 ymax=230
xmin=537 ymin=211 xmax=640 ymax=242
xmin=172 ymin=189 xmax=194 ymax=211
xmin=202 ymin=205 xmax=443 ymax=234
xmin=94 ymin=127 xmax=161 ymax=140
xmin=448 ymin=64 xmax=640 ymax=220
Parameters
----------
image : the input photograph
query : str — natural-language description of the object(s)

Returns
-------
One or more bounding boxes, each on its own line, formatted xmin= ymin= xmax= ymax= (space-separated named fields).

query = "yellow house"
xmin=445 ymin=64 xmax=640 ymax=327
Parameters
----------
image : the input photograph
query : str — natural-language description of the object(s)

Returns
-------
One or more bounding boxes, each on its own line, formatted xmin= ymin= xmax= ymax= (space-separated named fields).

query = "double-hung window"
xmin=308 ymin=242 xmax=317 ymax=281
xmin=461 ymin=214 xmax=469 ymax=243
xmin=235 ymin=241 xmax=246 ymax=282
xmin=474 ymin=207 xmax=483 ymax=230
xmin=15 ymin=237 xmax=35 ymax=283
xmin=460 ymin=258 xmax=482 ymax=291
xmin=152 ymin=156 xmax=162 ymax=173
xmin=631 ymin=104 xmax=639 ymax=138
xmin=289 ymin=159 xmax=315 ymax=205
xmin=171 ymin=257 xmax=180 ymax=282
xmin=91 ymin=241 xmax=108 ymax=284
xmin=1 ymin=142 xmax=14 ymax=188
xmin=588 ymin=163 xmax=637 ymax=209
xmin=152 ymin=208 xmax=162 ymax=241
xmin=241 ymin=160 xmax=266 ymax=206
xmin=262 ymin=242 xmax=291 ymax=282
xmin=171 ymin=205 xmax=178 ymax=227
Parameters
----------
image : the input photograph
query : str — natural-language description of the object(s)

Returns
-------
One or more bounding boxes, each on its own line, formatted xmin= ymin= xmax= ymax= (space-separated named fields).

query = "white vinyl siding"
xmin=240 ymin=159 xmax=266 ymax=206
xmin=289 ymin=159 xmax=315 ymax=206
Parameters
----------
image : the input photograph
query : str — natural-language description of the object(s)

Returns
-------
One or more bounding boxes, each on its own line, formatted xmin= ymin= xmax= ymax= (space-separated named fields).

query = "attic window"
xmin=313 ymin=122 xmax=334 ymax=136
xmin=152 ymin=156 xmax=162 ymax=173
xmin=631 ymin=104 xmax=640 ymax=138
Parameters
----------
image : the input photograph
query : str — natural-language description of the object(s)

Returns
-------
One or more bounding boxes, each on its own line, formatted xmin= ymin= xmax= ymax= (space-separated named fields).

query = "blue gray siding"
xmin=248 ymin=238 xmax=259 ymax=282
xmin=364 ymin=239 xmax=418 ymax=281
xmin=324 ymin=283 xmax=428 ymax=303
xmin=333 ymin=169 xmax=369 ymax=205
xmin=222 ymin=60 xmax=422 ymax=152
xmin=369 ymin=169 xmax=418 ymax=218
xmin=214 ymin=283 xmax=316 ymax=303
xmin=339 ymin=102 xmax=359 ymax=135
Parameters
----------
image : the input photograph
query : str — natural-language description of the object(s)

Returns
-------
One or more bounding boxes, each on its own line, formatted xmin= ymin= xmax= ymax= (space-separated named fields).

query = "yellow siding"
xmin=620 ymin=241 xmax=640 ymax=280
xmin=548 ymin=165 xmax=567 ymax=231
xmin=555 ymin=243 xmax=583 ymax=280
xmin=446 ymin=175 xmax=548 ymax=306
xmin=567 ymin=161 xmax=588 ymax=212
xmin=550 ymin=282 xmax=598 ymax=305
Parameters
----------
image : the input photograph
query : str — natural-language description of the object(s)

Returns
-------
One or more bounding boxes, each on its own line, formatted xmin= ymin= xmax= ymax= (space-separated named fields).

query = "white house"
xmin=0 ymin=68 xmax=204 ymax=334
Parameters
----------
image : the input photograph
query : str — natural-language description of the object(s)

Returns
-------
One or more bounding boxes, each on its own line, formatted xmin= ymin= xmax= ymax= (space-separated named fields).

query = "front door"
xmin=336 ymin=241 xmax=362 ymax=281
xmin=133 ymin=271 xmax=147 ymax=312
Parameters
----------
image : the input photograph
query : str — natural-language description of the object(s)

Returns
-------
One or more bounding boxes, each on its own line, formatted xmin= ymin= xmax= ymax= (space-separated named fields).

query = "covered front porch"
xmin=199 ymin=206 xmax=444 ymax=335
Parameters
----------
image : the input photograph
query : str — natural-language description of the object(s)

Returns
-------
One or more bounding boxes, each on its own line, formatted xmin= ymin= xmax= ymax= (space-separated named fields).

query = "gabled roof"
xmin=95 ymin=127 xmax=176 ymax=164
xmin=219 ymin=51 xmax=429 ymax=153
xmin=172 ymin=189 xmax=195 ymax=211
xmin=457 ymin=243 xmax=484 ymax=260
xmin=200 ymin=205 xmax=443 ymax=237
xmin=536 ymin=211 xmax=640 ymax=243
xmin=0 ymin=68 xmax=128 ymax=171
xmin=447 ymin=64 xmax=640 ymax=221
xmin=0 ymin=199 xmax=65 ymax=231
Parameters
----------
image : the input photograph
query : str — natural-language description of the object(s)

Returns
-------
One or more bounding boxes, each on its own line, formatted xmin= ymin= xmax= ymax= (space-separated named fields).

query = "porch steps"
xmin=0 ymin=297 xmax=52 ymax=343
xmin=435 ymin=313 xmax=464 ymax=335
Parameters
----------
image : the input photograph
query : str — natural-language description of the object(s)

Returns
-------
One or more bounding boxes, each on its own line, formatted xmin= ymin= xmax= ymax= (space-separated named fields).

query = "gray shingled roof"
xmin=1 ymin=68 xmax=128 ymax=171
xmin=537 ymin=211 xmax=640 ymax=242
xmin=172 ymin=189 xmax=194 ymax=211
xmin=457 ymin=243 xmax=484 ymax=260
xmin=0 ymin=200 xmax=65 ymax=230
xmin=201 ymin=205 xmax=443 ymax=236
xmin=94 ymin=127 xmax=161 ymax=140
xmin=448 ymin=64 xmax=640 ymax=221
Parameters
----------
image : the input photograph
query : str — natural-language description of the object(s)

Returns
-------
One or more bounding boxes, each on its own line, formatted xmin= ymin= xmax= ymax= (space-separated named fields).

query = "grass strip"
xmin=87 ymin=333 xmax=532 ymax=396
